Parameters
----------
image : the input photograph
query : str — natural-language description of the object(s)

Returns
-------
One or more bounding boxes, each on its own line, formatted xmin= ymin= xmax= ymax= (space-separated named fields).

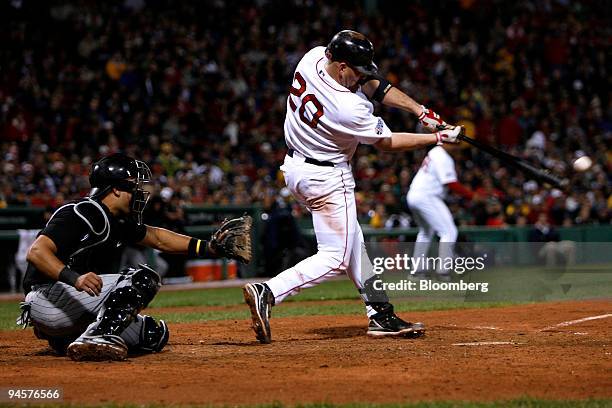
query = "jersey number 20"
xmin=289 ymin=72 xmax=324 ymax=129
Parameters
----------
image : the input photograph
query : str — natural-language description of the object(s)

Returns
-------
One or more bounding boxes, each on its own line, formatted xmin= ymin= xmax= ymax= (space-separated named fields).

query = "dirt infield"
xmin=1 ymin=299 xmax=610 ymax=405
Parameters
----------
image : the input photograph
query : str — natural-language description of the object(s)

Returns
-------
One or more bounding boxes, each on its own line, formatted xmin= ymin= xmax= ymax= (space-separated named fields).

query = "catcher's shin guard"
xmin=67 ymin=266 xmax=161 ymax=361
xmin=94 ymin=265 xmax=161 ymax=336
xmin=131 ymin=315 xmax=169 ymax=353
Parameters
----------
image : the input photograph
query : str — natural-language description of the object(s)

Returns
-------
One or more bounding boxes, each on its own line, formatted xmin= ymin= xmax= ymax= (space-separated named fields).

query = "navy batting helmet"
xmin=89 ymin=153 xmax=152 ymax=223
xmin=326 ymin=30 xmax=378 ymax=75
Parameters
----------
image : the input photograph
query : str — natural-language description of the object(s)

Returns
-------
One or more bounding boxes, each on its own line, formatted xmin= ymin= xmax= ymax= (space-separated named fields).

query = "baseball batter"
xmin=19 ymin=153 xmax=252 ymax=361
xmin=407 ymin=144 xmax=474 ymax=279
xmin=243 ymin=30 xmax=461 ymax=343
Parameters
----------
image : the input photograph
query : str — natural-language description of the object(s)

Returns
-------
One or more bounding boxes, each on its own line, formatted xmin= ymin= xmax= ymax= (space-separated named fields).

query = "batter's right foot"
xmin=243 ymin=283 xmax=274 ymax=344
xmin=67 ymin=334 xmax=128 ymax=361
xmin=367 ymin=313 xmax=425 ymax=338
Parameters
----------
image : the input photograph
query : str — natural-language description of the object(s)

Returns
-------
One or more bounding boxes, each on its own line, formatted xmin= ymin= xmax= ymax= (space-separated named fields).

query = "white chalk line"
xmin=442 ymin=324 xmax=503 ymax=331
xmin=453 ymin=341 xmax=523 ymax=346
xmin=538 ymin=313 xmax=612 ymax=332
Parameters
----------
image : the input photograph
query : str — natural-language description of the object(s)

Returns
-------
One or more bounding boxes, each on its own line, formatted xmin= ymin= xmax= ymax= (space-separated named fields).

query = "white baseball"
xmin=572 ymin=156 xmax=592 ymax=172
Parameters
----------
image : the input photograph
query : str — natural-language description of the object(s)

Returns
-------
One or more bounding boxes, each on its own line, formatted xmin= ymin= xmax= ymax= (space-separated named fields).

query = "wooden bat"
xmin=449 ymin=128 xmax=567 ymax=188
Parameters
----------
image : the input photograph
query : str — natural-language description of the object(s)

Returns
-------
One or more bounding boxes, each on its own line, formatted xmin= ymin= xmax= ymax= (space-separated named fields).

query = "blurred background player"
xmin=243 ymin=30 xmax=462 ymax=343
xmin=407 ymin=143 xmax=474 ymax=280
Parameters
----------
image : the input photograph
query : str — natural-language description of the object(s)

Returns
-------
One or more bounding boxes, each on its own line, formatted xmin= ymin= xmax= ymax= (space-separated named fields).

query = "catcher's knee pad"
xmin=128 ymin=264 xmax=161 ymax=307
xmin=132 ymin=315 xmax=169 ymax=353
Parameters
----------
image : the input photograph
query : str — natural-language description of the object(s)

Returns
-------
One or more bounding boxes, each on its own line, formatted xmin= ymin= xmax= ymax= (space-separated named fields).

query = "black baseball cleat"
xmin=243 ymin=283 xmax=274 ymax=344
xmin=367 ymin=312 xmax=425 ymax=338
xmin=67 ymin=334 xmax=128 ymax=361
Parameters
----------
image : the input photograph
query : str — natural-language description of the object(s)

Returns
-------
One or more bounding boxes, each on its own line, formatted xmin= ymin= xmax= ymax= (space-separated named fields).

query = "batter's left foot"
xmin=243 ymin=283 xmax=274 ymax=344
xmin=367 ymin=313 xmax=425 ymax=338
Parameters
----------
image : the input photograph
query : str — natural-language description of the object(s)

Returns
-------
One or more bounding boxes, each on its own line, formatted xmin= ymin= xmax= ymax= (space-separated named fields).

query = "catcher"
xmin=18 ymin=153 xmax=252 ymax=361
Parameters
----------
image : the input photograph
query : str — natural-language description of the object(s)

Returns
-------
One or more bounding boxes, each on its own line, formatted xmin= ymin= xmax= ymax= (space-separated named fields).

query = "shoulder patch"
xmin=73 ymin=200 xmax=108 ymax=235
xmin=375 ymin=118 xmax=384 ymax=135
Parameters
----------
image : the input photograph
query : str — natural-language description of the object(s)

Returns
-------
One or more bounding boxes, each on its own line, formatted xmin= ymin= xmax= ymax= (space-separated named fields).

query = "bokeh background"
xmin=0 ymin=0 xmax=610 ymax=287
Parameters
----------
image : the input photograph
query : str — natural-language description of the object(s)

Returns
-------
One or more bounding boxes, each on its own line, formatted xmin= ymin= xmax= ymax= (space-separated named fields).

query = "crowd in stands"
xmin=1 ymin=0 xmax=610 ymax=230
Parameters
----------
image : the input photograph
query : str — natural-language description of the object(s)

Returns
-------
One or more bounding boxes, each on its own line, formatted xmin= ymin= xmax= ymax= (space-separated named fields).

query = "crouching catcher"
xmin=18 ymin=153 xmax=252 ymax=361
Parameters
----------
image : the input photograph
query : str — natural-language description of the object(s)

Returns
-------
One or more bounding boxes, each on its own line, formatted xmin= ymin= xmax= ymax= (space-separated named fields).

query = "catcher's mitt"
xmin=210 ymin=215 xmax=252 ymax=264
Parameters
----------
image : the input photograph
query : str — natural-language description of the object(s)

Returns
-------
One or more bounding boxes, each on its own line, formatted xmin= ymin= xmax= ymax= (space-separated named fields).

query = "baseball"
xmin=572 ymin=156 xmax=592 ymax=172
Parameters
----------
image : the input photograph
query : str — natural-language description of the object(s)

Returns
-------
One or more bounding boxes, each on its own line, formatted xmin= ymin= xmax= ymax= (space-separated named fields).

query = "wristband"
xmin=418 ymin=105 xmax=427 ymax=120
xmin=435 ymin=132 xmax=444 ymax=146
xmin=58 ymin=266 xmax=80 ymax=287
xmin=188 ymin=237 xmax=208 ymax=257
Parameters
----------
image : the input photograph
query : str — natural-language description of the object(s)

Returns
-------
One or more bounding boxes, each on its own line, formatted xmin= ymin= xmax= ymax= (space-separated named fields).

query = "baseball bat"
xmin=453 ymin=130 xmax=567 ymax=188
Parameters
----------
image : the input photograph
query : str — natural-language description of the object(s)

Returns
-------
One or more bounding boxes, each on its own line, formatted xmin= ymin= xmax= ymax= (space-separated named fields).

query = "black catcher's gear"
xmin=326 ymin=30 xmax=378 ymax=76
xmin=89 ymin=153 xmax=152 ymax=223
xmin=67 ymin=265 xmax=161 ymax=361
xmin=131 ymin=315 xmax=169 ymax=353
xmin=92 ymin=265 xmax=161 ymax=338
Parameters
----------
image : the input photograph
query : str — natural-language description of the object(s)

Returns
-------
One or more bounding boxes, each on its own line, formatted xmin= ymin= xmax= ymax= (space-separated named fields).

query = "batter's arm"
xmin=375 ymin=132 xmax=437 ymax=151
xmin=361 ymin=80 xmax=422 ymax=115
xmin=375 ymin=126 xmax=461 ymax=151
xmin=361 ymin=78 xmax=446 ymax=131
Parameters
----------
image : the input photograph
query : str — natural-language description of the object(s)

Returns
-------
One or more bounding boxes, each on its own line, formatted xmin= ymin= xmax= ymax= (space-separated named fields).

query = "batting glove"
xmin=435 ymin=126 xmax=462 ymax=145
xmin=418 ymin=105 xmax=446 ymax=132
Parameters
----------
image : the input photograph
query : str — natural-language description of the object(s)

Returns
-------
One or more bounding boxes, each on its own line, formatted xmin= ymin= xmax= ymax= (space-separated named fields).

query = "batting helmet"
xmin=89 ymin=153 xmax=152 ymax=223
xmin=326 ymin=30 xmax=378 ymax=75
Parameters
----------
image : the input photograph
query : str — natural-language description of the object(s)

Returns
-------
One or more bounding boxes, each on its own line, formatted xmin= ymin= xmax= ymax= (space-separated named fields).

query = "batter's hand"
xmin=418 ymin=105 xmax=446 ymax=132
xmin=435 ymin=125 xmax=463 ymax=145
xmin=75 ymin=272 xmax=103 ymax=296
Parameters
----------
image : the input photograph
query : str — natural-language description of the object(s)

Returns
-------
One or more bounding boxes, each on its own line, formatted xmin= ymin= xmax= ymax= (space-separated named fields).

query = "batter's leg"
xmin=245 ymin=167 xmax=358 ymax=343
xmin=265 ymin=170 xmax=357 ymax=304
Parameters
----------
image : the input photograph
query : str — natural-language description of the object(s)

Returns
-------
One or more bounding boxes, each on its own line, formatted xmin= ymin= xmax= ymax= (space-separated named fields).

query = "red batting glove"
xmin=418 ymin=105 xmax=446 ymax=132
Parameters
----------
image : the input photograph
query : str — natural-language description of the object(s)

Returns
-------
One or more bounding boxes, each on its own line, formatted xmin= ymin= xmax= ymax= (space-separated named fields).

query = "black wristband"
xmin=188 ymin=237 xmax=208 ymax=257
xmin=58 ymin=266 xmax=80 ymax=287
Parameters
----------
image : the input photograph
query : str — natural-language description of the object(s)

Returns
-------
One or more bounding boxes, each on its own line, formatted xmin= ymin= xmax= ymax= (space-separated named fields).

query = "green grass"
xmin=0 ymin=279 xmax=518 ymax=330
xmin=3 ymin=397 xmax=611 ymax=407
xmin=1 ymin=270 xmax=608 ymax=330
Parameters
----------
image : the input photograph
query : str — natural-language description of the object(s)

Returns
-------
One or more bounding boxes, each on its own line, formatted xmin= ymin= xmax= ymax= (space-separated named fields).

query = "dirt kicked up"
xmin=1 ymin=300 xmax=610 ymax=406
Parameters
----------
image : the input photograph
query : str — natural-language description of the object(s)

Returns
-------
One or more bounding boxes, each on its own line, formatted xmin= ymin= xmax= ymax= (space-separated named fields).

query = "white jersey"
xmin=409 ymin=146 xmax=457 ymax=197
xmin=284 ymin=46 xmax=392 ymax=164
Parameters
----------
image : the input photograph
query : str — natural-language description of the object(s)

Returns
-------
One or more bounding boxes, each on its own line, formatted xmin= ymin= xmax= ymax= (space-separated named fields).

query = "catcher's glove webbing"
xmin=210 ymin=215 xmax=253 ymax=264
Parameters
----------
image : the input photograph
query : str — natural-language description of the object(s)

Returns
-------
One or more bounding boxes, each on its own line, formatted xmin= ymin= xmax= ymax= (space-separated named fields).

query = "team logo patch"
xmin=375 ymin=118 xmax=384 ymax=135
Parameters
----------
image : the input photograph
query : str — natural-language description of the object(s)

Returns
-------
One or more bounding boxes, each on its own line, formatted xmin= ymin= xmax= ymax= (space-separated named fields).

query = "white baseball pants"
xmin=266 ymin=154 xmax=376 ymax=315
xmin=406 ymin=191 xmax=458 ymax=272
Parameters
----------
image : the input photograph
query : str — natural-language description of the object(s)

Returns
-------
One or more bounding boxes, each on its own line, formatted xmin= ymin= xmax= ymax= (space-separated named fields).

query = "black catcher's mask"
xmin=89 ymin=153 xmax=152 ymax=224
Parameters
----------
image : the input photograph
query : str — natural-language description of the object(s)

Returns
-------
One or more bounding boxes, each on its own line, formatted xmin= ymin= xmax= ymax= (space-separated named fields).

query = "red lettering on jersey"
xmin=300 ymin=94 xmax=324 ymax=128
xmin=288 ymin=71 xmax=325 ymax=129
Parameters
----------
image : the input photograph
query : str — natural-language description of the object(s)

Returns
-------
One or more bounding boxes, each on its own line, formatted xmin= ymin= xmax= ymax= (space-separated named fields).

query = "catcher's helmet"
xmin=326 ymin=30 xmax=378 ymax=75
xmin=89 ymin=153 xmax=152 ymax=223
